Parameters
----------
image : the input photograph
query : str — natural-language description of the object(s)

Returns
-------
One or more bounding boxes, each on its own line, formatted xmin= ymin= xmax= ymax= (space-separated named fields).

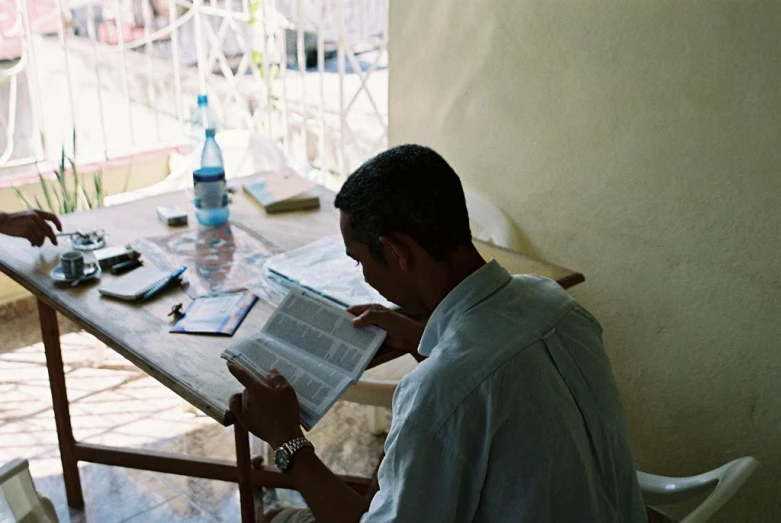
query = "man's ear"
xmin=379 ymin=234 xmax=412 ymax=271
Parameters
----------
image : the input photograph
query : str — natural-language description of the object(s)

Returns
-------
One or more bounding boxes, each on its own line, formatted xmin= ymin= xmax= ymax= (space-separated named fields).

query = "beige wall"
xmin=390 ymin=0 xmax=780 ymax=520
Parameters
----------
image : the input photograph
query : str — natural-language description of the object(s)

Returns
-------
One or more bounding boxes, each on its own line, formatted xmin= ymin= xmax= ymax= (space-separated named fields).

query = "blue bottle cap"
xmin=205 ymin=128 xmax=216 ymax=138
xmin=193 ymin=166 xmax=225 ymax=181
xmin=197 ymin=94 xmax=208 ymax=106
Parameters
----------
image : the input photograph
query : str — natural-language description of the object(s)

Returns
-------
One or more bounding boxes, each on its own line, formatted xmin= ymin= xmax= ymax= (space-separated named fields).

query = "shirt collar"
xmin=418 ymin=259 xmax=512 ymax=357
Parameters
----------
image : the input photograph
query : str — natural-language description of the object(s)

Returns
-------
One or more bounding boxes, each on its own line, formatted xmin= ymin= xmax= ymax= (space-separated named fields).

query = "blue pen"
xmin=141 ymin=266 xmax=187 ymax=301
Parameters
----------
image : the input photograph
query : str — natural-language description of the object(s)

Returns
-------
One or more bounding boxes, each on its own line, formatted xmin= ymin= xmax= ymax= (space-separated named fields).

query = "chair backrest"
xmin=637 ymin=457 xmax=759 ymax=523
xmin=464 ymin=190 xmax=520 ymax=250
xmin=0 ymin=459 xmax=59 ymax=523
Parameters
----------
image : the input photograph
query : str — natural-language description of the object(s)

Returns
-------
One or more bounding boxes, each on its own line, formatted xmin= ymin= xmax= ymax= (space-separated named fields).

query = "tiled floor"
xmin=0 ymin=308 xmax=386 ymax=522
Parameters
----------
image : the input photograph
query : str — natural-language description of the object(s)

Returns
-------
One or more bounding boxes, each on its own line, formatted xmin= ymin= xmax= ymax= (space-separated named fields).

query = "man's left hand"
xmin=227 ymin=363 xmax=304 ymax=449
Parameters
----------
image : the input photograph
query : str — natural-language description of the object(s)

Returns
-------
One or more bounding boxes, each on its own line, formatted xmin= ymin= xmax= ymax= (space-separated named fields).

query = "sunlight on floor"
xmin=0 ymin=312 xmax=385 ymax=522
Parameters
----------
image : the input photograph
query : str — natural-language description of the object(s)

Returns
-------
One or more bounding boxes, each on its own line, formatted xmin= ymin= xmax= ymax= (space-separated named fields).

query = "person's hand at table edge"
xmin=0 ymin=209 xmax=62 ymax=247
xmin=348 ymin=303 xmax=426 ymax=357
xmin=227 ymin=363 xmax=370 ymax=523
xmin=227 ymin=364 xmax=303 ymax=449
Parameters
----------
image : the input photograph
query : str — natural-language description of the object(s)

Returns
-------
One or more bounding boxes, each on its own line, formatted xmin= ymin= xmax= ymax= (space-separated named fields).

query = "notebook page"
xmin=98 ymin=266 xmax=170 ymax=300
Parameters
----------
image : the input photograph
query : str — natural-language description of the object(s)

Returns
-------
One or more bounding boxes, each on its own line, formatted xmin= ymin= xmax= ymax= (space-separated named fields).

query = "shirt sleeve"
xmin=360 ymin=415 xmax=486 ymax=523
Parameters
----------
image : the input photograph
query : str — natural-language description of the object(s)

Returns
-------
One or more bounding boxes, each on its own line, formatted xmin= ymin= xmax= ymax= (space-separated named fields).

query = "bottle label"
xmin=193 ymin=179 xmax=228 ymax=210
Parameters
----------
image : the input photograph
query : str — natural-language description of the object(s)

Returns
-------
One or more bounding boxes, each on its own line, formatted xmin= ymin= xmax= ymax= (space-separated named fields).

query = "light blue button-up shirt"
xmin=362 ymin=260 xmax=646 ymax=522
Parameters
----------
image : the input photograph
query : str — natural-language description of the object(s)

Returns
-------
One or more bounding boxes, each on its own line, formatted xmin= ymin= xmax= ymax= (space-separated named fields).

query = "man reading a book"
xmin=227 ymin=144 xmax=646 ymax=523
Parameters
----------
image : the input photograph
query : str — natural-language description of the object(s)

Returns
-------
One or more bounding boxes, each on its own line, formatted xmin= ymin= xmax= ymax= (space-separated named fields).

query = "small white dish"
xmin=50 ymin=263 xmax=101 ymax=284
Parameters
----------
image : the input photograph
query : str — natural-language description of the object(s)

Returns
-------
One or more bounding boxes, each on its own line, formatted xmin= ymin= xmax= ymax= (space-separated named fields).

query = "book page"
xmin=221 ymin=332 xmax=351 ymax=430
xmin=262 ymin=288 xmax=387 ymax=380
xmin=266 ymin=235 xmax=396 ymax=309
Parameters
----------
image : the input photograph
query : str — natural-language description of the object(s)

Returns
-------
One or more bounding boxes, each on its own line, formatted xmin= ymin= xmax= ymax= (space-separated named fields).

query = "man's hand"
xmin=348 ymin=304 xmax=425 ymax=355
xmin=0 ymin=210 xmax=62 ymax=247
xmin=227 ymin=364 xmax=304 ymax=449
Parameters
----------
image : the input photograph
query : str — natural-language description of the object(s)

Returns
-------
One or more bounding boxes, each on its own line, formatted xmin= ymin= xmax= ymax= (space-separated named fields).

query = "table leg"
xmin=38 ymin=299 xmax=84 ymax=508
xmin=235 ymin=423 xmax=257 ymax=523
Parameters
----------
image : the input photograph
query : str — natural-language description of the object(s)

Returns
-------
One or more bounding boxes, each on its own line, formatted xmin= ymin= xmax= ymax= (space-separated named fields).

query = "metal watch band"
xmin=281 ymin=436 xmax=314 ymax=459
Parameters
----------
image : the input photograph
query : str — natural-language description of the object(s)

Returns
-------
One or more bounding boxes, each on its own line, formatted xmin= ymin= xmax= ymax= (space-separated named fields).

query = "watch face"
xmin=275 ymin=448 xmax=292 ymax=472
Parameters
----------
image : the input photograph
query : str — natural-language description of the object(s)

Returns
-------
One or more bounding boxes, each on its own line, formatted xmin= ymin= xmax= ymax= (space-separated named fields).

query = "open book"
xmin=221 ymin=288 xmax=386 ymax=430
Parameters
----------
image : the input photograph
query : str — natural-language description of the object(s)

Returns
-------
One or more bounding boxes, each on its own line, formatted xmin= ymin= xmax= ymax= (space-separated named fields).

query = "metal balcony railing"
xmin=0 ymin=0 xmax=388 ymax=178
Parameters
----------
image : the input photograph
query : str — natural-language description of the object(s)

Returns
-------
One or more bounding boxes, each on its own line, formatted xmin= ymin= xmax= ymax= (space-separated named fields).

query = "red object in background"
xmin=0 ymin=0 xmax=59 ymax=60
xmin=97 ymin=21 xmax=147 ymax=45
xmin=0 ymin=0 xmax=163 ymax=59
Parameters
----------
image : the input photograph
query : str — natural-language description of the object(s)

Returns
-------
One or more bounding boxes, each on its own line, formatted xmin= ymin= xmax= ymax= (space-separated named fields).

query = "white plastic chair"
xmin=343 ymin=188 xmax=520 ymax=434
xmin=638 ymin=456 xmax=758 ymax=523
xmin=0 ymin=459 xmax=59 ymax=523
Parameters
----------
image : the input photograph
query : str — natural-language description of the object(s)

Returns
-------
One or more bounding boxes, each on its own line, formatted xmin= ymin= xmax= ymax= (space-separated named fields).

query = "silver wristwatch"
xmin=274 ymin=436 xmax=314 ymax=473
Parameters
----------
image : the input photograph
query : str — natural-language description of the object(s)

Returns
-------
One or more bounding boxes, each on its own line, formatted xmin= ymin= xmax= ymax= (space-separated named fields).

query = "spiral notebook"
xmin=98 ymin=265 xmax=186 ymax=301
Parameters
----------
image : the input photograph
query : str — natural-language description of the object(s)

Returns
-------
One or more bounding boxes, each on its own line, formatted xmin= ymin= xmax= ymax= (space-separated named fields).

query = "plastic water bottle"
xmin=189 ymin=94 xmax=218 ymax=171
xmin=200 ymin=129 xmax=224 ymax=168
xmin=193 ymin=166 xmax=229 ymax=226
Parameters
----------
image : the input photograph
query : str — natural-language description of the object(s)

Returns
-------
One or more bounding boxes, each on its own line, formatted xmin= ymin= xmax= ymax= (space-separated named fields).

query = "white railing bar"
xmin=84 ymin=1 xmax=109 ymax=159
xmin=381 ymin=0 xmax=389 ymax=145
xmin=199 ymin=5 xmax=250 ymax=23
xmin=52 ymin=0 xmax=77 ymax=153
xmin=203 ymin=17 xmax=253 ymax=130
xmin=202 ymin=16 xmax=222 ymax=84
xmin=0 ymin=53 xmax=27 ymax=77
xmin=140 ymin=0 xmax=161 ymax=141
xmin=360 ymin=0 xmax=366 ymax=43
xmin=100 ymin=8 xmax=194 ymax=52
xmin=296 ymin=0 xmax=308 ymax=164
xmin=168 ymin=0 xmax=186 ymax=134
xmin=2 ymin=1 xmax=21 ymax=34
xmin=316 ymin=0 xmax=326 ymax=176
xmin=236 ymin=20 xmax=266 ymax=134
xmin=343 ymin=39 xmax=386 ymax=128
xmin=224 ymin=18 xmax=261 ymax=130
xmin=260 ymin=0 xmax=273 ymax=139
xmin=14 ymin=0 xmax=46 ymax=163
xmin=4 ymin=0 xmax=390 ymax=176
xmin=343 ymin=47 xmax=381 ymax=111
xmin=96 ymin=138 xmax=188 ymax=158
xmin=205 ymin=17 xmax=236 ymax=92
xmin=0 ymin=134 xmax=190 ymax=173
xmin=383 ymin=0 xmax=389 ymax=44
xmin=0 ymin=76 xmax=17 ymax=164
xmin=337 ymin=0 xmax=346 ymax=174
xmin=111 ymin=0 xmax=136 ymax=154
xmin=279 ymin=8 xmax=291 ymax=157
xmin=0 ymin=155 xmax=46 ymax=169
xmin=193 ymin=0 xmax=207 ymax=94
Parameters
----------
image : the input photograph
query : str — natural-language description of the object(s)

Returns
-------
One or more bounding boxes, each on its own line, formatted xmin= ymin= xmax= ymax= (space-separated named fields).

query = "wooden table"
xmin=0 ymin=186 xmax=584 ymax=523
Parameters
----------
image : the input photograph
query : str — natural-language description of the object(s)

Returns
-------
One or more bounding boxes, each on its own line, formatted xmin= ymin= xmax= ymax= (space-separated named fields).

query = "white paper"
xmin=266 ymin=235 xmax=396 ymax=309
xmin=222 ymin=287 xmax=386 ymax=429
xmin=263 ymin=288 xmax=386 ymax=378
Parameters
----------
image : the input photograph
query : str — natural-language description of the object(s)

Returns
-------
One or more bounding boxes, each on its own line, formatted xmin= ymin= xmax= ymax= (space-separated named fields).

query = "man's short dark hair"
xmin=334 ymin=144 xmax=472 ymax=261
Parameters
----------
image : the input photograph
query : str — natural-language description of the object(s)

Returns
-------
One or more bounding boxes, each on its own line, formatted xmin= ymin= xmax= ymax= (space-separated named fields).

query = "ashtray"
xmin=62 ymin=229 xmax=106 ymax=251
